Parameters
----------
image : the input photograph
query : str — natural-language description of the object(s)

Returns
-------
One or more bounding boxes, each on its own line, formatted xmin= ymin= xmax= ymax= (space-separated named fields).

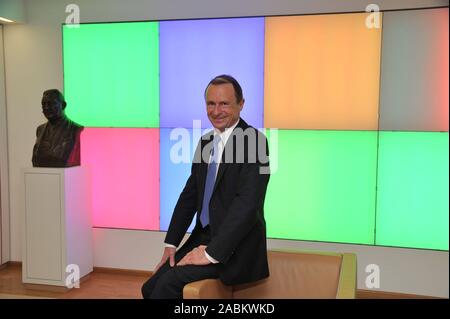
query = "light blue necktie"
xmin=200 ymin=135 xmax=220 ymax=227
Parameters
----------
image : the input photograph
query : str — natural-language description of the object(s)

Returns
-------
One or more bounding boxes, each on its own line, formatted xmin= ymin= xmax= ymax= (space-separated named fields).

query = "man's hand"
xmin=177 ymin=245 xmax=211 ymax=266
xmin=154 ymin=246 xmax=176 ymax=273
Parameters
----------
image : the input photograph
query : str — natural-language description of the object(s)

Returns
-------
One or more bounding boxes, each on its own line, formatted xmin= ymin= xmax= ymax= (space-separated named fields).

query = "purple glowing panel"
xmin=159 ymin=18 xmax=264 ymax=128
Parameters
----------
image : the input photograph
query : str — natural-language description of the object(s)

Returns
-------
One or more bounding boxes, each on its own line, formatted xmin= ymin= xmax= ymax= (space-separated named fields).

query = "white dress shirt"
xmin=165 ymin=119 xmax=240 ymax=264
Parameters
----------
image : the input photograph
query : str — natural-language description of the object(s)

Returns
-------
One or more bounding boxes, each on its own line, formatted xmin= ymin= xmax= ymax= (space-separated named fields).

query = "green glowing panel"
xmin=63 ymin=22 xmax=159 ymax=127
xmin=376 ymin=132 xmax=449 ymax=250
xmin=264 ymin=130 xmax=377 ymax=244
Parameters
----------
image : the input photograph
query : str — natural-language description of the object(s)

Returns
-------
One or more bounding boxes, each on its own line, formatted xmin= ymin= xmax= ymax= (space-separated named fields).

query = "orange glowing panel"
xmin=264 ymin=13 xmax=382 ymax=130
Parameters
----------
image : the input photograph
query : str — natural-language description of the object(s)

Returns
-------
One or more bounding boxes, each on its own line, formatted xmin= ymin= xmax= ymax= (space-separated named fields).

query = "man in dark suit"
xmin=141 ymin=75 xmax=270 ymax=299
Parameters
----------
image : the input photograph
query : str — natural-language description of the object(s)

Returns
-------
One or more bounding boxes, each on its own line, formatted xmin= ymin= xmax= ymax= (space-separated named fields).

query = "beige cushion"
xmin=232 ymin=251 xmax=341 ymax=299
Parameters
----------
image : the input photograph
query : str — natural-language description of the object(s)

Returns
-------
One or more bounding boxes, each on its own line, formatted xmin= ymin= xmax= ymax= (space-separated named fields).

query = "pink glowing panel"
xmin=81 ymin=128 xmax=159 ymax=230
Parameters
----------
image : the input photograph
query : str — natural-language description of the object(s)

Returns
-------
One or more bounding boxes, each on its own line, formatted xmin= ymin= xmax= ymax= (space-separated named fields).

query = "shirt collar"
xmin=213 ymin=118 xmax=240 ymax=145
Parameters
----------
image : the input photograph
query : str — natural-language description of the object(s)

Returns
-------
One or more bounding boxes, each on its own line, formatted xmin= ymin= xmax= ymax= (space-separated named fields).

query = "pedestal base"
xmin=22 ymin=166 xmax=93 ymax=287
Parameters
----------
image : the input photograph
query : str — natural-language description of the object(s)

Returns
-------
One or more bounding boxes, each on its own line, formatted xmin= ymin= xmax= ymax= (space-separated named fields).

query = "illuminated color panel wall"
xmin=159 ymin=18 xmax=264 ymax=128
xmin=63 ymin=8 xmax=449 ymax=251
xmin=264 ymin=13 xmax=382 ymax=130
xmin=63 ymin=22 xmax=160 ymax=127
xmin=376 ymin=132 xmax=449 ymax=250
xmin=374 ymin=8 xmax=449 ymax=250
xmin=379 ymin=9 xmax=449 ymax=131
xmin=160 ymin=128 xmax=196 ymax=232
xmin=81 ymin=128 xmax=160 ymax=230
xmin=264 ymin=131 xmax=378 ymax=244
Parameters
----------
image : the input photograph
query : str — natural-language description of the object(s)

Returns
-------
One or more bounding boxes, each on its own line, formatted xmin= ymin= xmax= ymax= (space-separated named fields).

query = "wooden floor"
xmin=0 ymin=263 xmax=150 ymax=299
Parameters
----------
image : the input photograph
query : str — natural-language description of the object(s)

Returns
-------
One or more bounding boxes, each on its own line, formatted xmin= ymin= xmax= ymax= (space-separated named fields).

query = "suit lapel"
xmin=213 ymin=152 xmax=228 ymax=193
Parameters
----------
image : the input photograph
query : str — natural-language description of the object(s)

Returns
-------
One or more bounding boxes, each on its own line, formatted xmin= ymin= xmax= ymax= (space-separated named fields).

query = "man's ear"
xmin=239 ymin=99 xmax=245 ymax=111
xmin=62 ymin=101 xmax=67 ymax=110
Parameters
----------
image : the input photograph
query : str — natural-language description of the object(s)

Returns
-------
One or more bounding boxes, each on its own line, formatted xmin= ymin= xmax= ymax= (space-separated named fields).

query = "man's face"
xmin=206 ymin=83 xmax=243 ymax=132
xmin=41 ymin=94 xmax=63 ymax=121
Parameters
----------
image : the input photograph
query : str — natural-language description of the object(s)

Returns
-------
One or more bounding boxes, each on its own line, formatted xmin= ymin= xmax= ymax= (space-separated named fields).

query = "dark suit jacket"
xmin=165 ymin=118 xmax=270 ymax=285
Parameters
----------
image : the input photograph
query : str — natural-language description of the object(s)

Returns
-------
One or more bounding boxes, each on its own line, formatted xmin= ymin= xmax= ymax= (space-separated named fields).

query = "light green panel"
xmin=265 ymin=130 xmax=378 ymax=245
xmin=63 ymin=22 xmax=159 ymax=127
xmin=376 ymin=132 xmax=449 ymax=250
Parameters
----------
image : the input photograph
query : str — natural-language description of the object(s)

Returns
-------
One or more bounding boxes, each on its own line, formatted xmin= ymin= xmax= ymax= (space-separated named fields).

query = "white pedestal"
xmin=22 ymin=166 xmax=93 ymax=287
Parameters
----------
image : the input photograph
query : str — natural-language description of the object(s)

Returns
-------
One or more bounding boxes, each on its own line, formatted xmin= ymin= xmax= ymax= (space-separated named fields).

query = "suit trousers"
xmin=141 ymin=226 xmax=220 ymax=299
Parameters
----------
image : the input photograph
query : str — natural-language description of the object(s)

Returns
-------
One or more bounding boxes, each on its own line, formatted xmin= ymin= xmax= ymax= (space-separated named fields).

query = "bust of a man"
xmin=32 ymin=89 xmax=84 ymax=167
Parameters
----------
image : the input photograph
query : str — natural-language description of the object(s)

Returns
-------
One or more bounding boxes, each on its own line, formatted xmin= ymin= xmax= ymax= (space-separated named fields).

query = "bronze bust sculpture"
xmin=32 ymin=89 xmax=83 ymax=167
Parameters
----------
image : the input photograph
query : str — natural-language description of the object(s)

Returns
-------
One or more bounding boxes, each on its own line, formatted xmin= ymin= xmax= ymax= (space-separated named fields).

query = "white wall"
xmin=0 ymin=24 xmax=11 ymax=265
xmin=3 ymin=0 xmax=449 ymax=297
